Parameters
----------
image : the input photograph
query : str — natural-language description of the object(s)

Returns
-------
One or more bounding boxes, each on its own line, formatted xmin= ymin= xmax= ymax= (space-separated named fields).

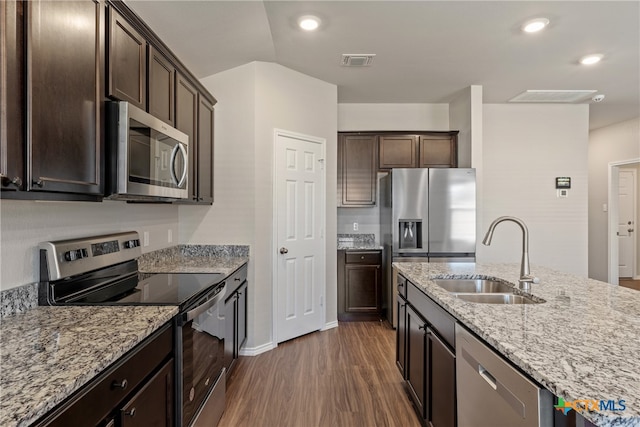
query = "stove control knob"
xmin=64 ymin=251 xmax=77 ymax=261
xmin=123 ymin=239 xmax=140 ymax=249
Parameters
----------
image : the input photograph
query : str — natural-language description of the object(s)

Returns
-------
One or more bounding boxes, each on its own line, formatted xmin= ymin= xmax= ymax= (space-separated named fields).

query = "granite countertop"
xmin=0 ymin=305 xmax=178 ymax=427
xmin=337 ymin=233 xmax=383 ymax=251
xmin=137 ymin=244 xmax=249 ymax=275
xmin=393 ymin=262 xmax=640 ymax=427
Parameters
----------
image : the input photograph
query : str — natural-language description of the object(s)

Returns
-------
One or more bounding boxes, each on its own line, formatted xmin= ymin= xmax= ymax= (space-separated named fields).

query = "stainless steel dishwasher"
xmin=456 ymin=325 xmax=553 ymax=427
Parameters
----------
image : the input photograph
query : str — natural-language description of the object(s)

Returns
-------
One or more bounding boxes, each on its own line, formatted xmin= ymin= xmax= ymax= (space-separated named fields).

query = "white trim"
xmin=321 ymin=321 xmax=339 ymax=331
xmin=607 ymin=157 xmax=640 ymax=285
xmin=238 ymin=341 xmax=276 ymax=357
xmin=634 ymin=275 xmax=640 ymax=281
xmin=272 ymin=128 xmax=327 ymax=345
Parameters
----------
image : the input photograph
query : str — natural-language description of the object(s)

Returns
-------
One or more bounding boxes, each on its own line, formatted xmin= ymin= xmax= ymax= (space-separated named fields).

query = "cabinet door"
xmin=419 ymin=134 xmax=457 ymax=168
xmin=344 ymin=264 xmax=380 ymax=313
xmin=120 ymin=359 xmax=174 ymax=427
xmin=406 ymin=305 xmax=427 ymax=419
xmin=108 ymin=7 xmax=146 ymax=109
xmin=0 ymin=0 xmax=25 ymax=191
xmin=148 ymin=46 xmax=175 ymax=126
xmin=197 ymin=96 xmax=214 ymax=203
xmin=237 ymin=282 xmax=248 ymax=350
xmin=175 ymin=74 xmax=198 ymax=201
xmin=28 ymin=0 xmax=103 ymax=195
xmin=396 ymin=297 xmax=407 ymax=378
xmin=223 ymin=293 xmax=237 ymax=373
xmin=379 ymin=135 xmax=418 ymax=169
xmin=427 ymin=328 xmax=456 ymax=427
xmin=338 ymin=134 xmax=377 ymax=206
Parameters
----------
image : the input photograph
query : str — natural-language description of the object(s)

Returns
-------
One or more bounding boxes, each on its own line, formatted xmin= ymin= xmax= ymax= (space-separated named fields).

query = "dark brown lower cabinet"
xmin=224 ymin=266 xmax=248 ymax=376
xmin=400 ymin=277 xmax=456 ymax=427
xmin=338 ymin=250 xmax=382 ymax=321
xmin=427 ymin=327 xmax=456 ymax=427
xmin=396 ymin=296 xmax=407 ymax=377
xmin=406 ymin=305 xmax=427 ymax=418
xmin=119 ymin=359 xmax=174 ymax=427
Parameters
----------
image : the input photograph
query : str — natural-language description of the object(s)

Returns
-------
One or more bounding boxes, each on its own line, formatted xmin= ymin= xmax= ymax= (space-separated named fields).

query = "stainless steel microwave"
xmin=106 ymin=101 xmax=189 ymax=200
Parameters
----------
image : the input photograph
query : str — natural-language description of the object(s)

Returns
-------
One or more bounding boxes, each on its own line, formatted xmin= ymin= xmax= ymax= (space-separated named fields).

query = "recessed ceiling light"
xmin=298 ymin=15 xmax=321 ymax=31
xmin=580 ymin=54 xmax=603 ymax=65
xmin=522 ymin=18 xmax=550 ymax=33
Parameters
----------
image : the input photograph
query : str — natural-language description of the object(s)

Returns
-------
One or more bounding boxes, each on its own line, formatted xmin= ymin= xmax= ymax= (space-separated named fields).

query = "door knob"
xmin=629 ymin=228 xmax=635 ymax=233
xmin=280 ymin=247 xmax=289 ymax=254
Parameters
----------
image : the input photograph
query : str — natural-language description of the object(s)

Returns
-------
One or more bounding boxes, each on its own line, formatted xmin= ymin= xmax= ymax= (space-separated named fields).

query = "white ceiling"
xmin=126 ymin=0 xmax=640 ymax=130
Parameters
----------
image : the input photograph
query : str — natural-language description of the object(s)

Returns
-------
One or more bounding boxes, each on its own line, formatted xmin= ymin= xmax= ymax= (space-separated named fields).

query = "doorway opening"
xmin=608 ymin=158 xmax=640 ymax=286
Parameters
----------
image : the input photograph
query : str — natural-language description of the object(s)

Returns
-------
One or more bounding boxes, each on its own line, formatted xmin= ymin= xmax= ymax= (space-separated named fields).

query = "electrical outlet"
xmin=353 ymin=222 xmax=358 ymax=231
xmin=143 ymin=231 xmax=149 ymax=247
xmin=168 ymin=229 xmax=173 ymax=243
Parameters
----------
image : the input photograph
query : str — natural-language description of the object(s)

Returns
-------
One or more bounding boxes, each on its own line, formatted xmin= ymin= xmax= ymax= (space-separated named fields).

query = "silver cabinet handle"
xmin=32 ymin=179 xmax=44 ymax=187
xmin=1 ymin=176 xmax=22 ymax=188
xmin=111 ymin=379 xmax=128 ymax=390
xmin=280 ymin=247 xmax=288 ymax=254
xmin=124 ymin=407 xmax=136 ymax=417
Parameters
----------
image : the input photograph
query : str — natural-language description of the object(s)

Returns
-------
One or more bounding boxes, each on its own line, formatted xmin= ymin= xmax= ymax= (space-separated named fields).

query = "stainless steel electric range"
xmin=38 ymin=231 xmax=235 ymax=427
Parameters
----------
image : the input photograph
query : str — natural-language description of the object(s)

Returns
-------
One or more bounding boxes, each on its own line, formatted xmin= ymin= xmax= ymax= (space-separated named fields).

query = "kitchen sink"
xmin=433 ymin=278 xmax=514 ymax=294
xmin=454 ymin=293 xmax=539 ymax=304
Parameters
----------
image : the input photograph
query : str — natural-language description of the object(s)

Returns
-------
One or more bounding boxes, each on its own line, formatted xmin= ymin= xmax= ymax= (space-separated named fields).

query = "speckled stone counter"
xmin=0 ymin=305 xmax=178 ymax=427
xmin=337 ymin=234 xmax=383 ymax=250
xmin=138 ymin=244 xmax=249 ymax=275
xmin=393 ymin=262 xmax=640 ymax=427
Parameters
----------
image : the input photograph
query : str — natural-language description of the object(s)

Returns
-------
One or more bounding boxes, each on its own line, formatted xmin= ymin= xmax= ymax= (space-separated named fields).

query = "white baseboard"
xmin=321 ymin=320 xmax=339 ymax=331
xmin=238 ymin=341 xmax=275 ymax=357
xmin=634 ymin=275 xmax=640 ymax=281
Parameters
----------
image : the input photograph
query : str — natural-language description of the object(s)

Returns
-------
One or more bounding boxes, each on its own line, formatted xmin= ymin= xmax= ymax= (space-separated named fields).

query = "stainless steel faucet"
xmin=482 ymin=216 xmax=537 ymax=292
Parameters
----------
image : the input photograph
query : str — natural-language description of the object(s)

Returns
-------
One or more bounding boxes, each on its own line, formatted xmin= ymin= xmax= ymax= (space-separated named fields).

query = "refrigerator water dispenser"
xmin=398 ymin=220 xmax=422 ymax=249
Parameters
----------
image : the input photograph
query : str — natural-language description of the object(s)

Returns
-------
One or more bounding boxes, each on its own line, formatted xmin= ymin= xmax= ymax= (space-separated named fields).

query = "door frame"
xmin=271 ymin=128 xmax=326 ymax=346
xmin=608 ymin=158 xmax=640 ymax=284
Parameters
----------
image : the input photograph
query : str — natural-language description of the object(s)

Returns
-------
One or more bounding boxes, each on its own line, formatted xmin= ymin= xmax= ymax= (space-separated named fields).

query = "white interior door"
xmin=618 ymin=169 xmax=636 ymax=278
xmin=274 ymin=130 xmax=325 ymax=344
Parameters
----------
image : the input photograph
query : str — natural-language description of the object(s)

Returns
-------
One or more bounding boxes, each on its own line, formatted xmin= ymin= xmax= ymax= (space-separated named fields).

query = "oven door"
xmin=115 ymin=101 xmax=189 ymax=199
xmin=179 ymin=286 xmax=226 ymax=427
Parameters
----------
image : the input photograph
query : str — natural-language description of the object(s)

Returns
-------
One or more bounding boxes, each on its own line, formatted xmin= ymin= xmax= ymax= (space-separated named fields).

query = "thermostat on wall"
xmin=555 ymin=177 xmax=571 ymax=189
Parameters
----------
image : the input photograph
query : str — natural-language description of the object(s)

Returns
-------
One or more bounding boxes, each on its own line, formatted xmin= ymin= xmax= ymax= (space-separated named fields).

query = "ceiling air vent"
xmin=341 ymin=54 xmax=375 ymax=67
xmin=509 ymin=90 xmax=597 ymax=103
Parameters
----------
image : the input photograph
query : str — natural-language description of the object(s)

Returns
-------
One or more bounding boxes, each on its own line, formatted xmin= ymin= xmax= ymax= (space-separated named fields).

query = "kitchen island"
xmin=394 ymin=262 xmax=640 ymax=427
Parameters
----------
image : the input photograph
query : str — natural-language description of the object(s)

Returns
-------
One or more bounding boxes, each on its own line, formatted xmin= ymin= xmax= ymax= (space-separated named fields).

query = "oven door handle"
xmin=184 ymin=284 xmax=226 ymax=322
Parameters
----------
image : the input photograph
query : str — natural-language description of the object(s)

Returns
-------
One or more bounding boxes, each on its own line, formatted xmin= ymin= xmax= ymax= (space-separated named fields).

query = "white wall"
xmin=479 ymin=104 xmax=589 ymax=277
xmin=0 ymin=200 xmax=178 ymax=290
xmin=338 ymin=103 xmax=449 ymax=131
xmin=588 ymin=118 xmax=640 ymax=281
xmin=183 ymin=62 xmax=337 ymax=351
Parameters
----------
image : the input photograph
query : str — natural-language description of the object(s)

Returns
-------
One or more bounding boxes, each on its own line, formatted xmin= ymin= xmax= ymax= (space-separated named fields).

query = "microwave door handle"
xmin=176 ymin=144 xmax=188 ymax=188
xmin=169 ymin=145 xmax=180 ymax=186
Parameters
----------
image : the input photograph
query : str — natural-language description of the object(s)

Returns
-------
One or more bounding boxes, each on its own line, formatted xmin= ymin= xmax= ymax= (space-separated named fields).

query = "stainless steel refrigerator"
xmin=380 ymin=168 xmax=476 ymax=325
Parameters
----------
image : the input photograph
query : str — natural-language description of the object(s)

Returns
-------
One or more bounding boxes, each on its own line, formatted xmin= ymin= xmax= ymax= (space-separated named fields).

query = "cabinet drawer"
xmin=225 ymin=263 xmax=248 ymax=295
xmin=345 ymin=251 xmax=381 ymax=265
xmin=397 ymin=274 xmax=408 ymax=299
xmin=42 ymin=325 xmax=173 ymax=427
xmin=407 ymin=281 xmax=455 ymax=349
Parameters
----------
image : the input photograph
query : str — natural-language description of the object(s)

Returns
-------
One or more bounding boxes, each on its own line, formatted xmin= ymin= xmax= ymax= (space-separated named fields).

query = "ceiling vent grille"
xmin=341 ymin=54 xmax=375 ymax=67
xmin=509 ymin=90 xmax=597 ymax=103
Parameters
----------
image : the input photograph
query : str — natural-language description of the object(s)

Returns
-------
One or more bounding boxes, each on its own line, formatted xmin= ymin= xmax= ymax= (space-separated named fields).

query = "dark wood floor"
xmin=620 ymin=278 xmax=640 ymax=291
xmin=219 ymin=321 xmax=420 ymax=427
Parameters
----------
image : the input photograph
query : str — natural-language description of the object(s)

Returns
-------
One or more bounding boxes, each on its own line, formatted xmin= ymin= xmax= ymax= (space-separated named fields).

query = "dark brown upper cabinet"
xmin=419 ymin=133 xmax=458 ymax=168
xmin=377 ymin=132 xmax=458 ymax=169
xmin=1 ymin=0 xmax=25 ymax=192
xmin=175 ymin=74 xmax=198 ymax=201
xmin=379 ymin=135 xmax=418 ymax=169
xmin=108 ymin=7 xmax=146 ymax=110
xmin=148 ymin=46 xmax=175 ymax=126
xmin=26 ymin=0 xmax=104 ymax=196
xmin=338 ymin=134 xmax=378 ymax=206
xmin=197 ymin=97 xmax=215 ymax=204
